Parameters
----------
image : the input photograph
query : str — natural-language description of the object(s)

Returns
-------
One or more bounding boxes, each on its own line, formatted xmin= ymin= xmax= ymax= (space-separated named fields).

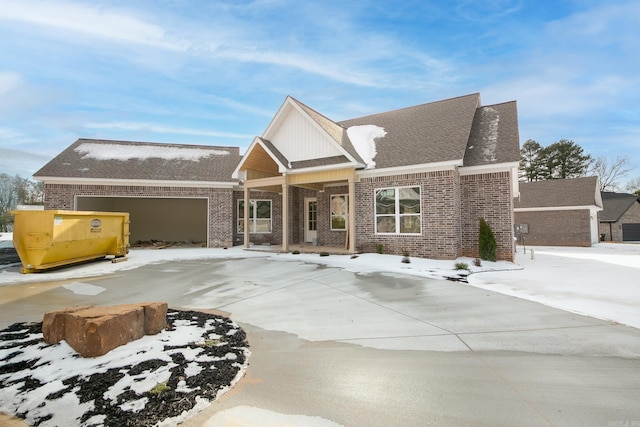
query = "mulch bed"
xmin=0 ymin=310 xmax=250 ymax=426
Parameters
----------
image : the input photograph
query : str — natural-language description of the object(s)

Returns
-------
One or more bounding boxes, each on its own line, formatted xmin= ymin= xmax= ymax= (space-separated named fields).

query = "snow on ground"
xmin=2 ymin=232 xmax=639 ymax=426
xmin=1 ymin=230 xmax=638 ymax=330
xmin=203 ymin=406 xmax=344 ymax=427
xmin=0 ymin=310 xmax=249 ymax=427
xmin=467 ymin=243 xmax=640 ymax=330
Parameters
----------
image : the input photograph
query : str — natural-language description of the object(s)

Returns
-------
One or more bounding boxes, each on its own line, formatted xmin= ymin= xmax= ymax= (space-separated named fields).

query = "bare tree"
xmin=626 ymin=176 xmax=640 ymax=196
xmin=0 ymin=174 xmax=44 ymax=231
xmin=589 ymin=155 xmax=634 ymax=191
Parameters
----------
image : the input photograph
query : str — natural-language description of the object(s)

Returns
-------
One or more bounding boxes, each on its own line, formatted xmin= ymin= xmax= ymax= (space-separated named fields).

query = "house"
xmin=513 ymin=177 xmax=603 ymax=246
xmin=599 ymin=192 xmax=640 ymax=241
xmin=34 ymin=93 xmax=521 ymax=260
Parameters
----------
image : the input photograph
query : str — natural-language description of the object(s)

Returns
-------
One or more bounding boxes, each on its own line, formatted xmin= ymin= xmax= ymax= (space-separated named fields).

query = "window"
xmin=375 ymin=186 xmax=421 ymax=234
xmin=330 ymin=194 xmax=348 ymax=230
xmin=238 ymin=200 xmax=272 ymax=233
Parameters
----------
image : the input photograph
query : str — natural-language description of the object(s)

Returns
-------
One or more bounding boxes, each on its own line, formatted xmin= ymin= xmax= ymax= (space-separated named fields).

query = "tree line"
xmin=520 ymin=139 xmax=638 ymax=195
xmin=0 ymin=174 xmax=44 ymax=232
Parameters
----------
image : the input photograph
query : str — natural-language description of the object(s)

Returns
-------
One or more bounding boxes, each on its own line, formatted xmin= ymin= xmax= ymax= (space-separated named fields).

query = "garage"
xmin=622 ymin=223 xmax=640 ymax=241
xmin=76 ymin=197 xmax=208 ymax=245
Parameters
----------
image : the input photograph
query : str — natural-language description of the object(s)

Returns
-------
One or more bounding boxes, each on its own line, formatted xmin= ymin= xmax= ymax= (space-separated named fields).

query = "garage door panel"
xmin=76 ymin=197 xmax=207 ymax=244
xmin=622 ymin=223 xmax=640 ymax=241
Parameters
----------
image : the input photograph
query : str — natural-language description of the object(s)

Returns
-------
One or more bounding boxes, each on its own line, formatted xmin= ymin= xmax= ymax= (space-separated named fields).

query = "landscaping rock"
xmin=42 ymin=302 xmax=168 ymax=357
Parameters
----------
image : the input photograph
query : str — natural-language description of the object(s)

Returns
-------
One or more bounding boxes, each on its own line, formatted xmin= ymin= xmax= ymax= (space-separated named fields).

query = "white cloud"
xmin=0 ymin=0 xmax=188 ymax=51
xmin=455 ymin=0 xmax=524 ymax=22
xmin=0 ymin=72 xmax=21 ymax=96
xmin=0 ymin=126 xmax=25 ymax=141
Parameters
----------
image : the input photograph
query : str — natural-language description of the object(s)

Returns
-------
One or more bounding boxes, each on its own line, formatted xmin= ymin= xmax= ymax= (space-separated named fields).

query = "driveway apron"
xmin=1 ymin=257 xmax=639 ymax=426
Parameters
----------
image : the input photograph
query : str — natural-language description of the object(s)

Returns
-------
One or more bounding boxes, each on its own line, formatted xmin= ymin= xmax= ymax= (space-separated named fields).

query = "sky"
xmin=1 ymin=0 xmax=639 ymax=188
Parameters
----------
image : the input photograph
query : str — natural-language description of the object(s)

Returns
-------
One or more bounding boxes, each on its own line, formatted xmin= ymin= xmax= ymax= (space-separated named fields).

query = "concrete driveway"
xmin=1 ymin=256 xmax=640 ymax=426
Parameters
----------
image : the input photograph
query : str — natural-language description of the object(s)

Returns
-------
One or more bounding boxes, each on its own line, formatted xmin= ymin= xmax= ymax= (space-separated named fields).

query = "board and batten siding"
xmin=268 ymin=108 xmax=344 ymax=162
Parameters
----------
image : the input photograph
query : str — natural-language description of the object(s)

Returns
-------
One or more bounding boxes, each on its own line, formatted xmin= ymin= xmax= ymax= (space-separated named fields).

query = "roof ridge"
xmin=339 ymin=93 xmax=480 ymax=123
xmin=75 ymin=138 xmax=237 ymax=151
xmin=479 ymin=100 xmax=517 ymax=108
xmin=287 ymin=97 xmax=351 ymax=150
xmin=287 ymin=96 xmax=344 ymax=129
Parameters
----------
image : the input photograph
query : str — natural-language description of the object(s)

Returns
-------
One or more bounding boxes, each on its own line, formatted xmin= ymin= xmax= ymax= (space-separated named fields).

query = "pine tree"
xmin=519 ymin=139 xmax=543 ymax=182
xmin=478 ymin=218 xmax=497 ymax=262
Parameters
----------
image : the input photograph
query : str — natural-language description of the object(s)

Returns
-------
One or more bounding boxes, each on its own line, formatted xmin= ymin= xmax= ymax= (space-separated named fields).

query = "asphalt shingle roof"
xmin=37 ymin=93 xmax=522 ymax=183
xmin=464 ymin=101 xmax=521 ymax=166
xmin=600 ymin=192 xmax=640 ymax=222
xmin=34 ymin=139 xmax=242 ymax=183
xmin=514 ymin=176 xmax=600 ymax=209
xmin=338 ymin=93 xmax=482 ymax=168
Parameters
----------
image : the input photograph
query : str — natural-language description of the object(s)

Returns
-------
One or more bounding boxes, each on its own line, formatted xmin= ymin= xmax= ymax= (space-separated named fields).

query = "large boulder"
xmin=42 ymin=302 xmax=168 ymax=357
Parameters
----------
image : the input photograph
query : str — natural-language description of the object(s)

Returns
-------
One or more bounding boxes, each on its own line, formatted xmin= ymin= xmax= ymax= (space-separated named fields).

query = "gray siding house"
xmin=35 ymin=93 xmax=521 ymax=260
xmin=599 ymin=192 xmax=640 ymax=241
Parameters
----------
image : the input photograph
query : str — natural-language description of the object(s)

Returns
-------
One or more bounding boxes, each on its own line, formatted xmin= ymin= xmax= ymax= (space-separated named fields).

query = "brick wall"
xmin=318 ymin=185 xmax=349 ymax=247
xmin=355 ymin=170 xmax=461 ymax=259
xmin=44 ymin=183 xmax=234 ymax=248
xmin=460 ymin=172 xmax=514 ymax=261
xmin=515 ymin=210 xmax=591 ymax=246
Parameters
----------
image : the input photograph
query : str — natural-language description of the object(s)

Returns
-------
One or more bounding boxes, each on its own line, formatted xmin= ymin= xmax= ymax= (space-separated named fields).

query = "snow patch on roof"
xmin=74 ymin=142 xmax=230 ymax=161
xmin=481 ymin=107 xmax=499 ymax=162
xmin=346 ymin=125 xmax=386 ymax=169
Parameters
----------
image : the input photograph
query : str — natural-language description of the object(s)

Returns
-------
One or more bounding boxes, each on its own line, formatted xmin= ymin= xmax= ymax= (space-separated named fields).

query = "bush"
xmin=376 ymin=244 xmax=384 ymax=254
xmin=292 ymin=250 xmax=300 ymax=255
xmin=454 ymin=262 xmax=469 ymax=271
xmin=319 ymin=252 xmax=330 ymax=257
xmin=478 ymin=218 xmax=497 ymax=262
xmin=401 ymin=248 xmax=410 ymax=264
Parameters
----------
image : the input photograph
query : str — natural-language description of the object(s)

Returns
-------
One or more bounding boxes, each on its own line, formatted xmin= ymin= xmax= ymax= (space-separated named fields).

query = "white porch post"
xmin=243 ymin=186 xmax=250 ymax=248
xmin=282 ymin=180 xmax=289 ymax=252
xmin=348 ymin=175 xmax=356 ymax=254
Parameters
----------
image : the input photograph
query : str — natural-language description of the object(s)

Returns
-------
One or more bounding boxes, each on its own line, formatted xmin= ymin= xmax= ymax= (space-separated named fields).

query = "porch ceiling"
xmin=242 ymin=143 xmax=280 ymax=176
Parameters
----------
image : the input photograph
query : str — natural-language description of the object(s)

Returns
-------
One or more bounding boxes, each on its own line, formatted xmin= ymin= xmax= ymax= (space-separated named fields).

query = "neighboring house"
xmin=513 ymin=177 xmax=603 ymax=247
xmin=599 ymin=192 xmax=640 ymax=242
xmin=34 ymin=93 xmax=521 ymax=260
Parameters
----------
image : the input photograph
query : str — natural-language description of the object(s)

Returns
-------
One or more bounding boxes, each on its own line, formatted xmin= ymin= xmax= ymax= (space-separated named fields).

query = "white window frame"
xmin=238 ymin=199 xmax=272 ymax=234
xmin=330 ymin=194 xmax=349 ymax=231
xmin=374 ymin=186 xmax=422 ymax=235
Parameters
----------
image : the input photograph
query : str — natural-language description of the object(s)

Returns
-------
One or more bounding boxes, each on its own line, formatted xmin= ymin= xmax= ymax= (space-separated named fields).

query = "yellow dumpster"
xmin=11 ymin=210 xmax=130 ymax=274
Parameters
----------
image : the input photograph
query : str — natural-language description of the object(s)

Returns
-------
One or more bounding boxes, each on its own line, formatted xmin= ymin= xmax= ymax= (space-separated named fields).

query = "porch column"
xmin=348 ymin=175 xmax=356 ymax=253
xmin=243 ymin=186 xmax=250 ymax=248
xmin=282 ymin=181 xmax=289 ymax=252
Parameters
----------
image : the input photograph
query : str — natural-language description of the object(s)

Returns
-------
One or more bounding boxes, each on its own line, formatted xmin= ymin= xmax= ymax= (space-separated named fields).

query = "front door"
xmin=304 ymin=197 xmax=317 ymax=243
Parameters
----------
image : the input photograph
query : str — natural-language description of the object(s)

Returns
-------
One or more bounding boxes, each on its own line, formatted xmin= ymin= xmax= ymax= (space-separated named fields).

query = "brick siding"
xmin=515 ymin=210 xmax=591 ymax=247
xmin=355 ymin=170 xmax=461 ymax=259
xmin=44 ymin=183 xmax=234 ymax=248
xmin=460 ymin=172 xmax=514 ymax=261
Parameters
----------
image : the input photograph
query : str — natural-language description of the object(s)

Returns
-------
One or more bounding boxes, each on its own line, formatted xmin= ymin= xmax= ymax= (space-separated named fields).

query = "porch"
xmin=243 ymin=242 xmax=353 ymax=256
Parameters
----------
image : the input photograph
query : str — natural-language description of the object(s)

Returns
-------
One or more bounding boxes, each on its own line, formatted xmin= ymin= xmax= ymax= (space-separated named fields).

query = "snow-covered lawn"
xmin=467 ymin=243 xmax=640 ymax=330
